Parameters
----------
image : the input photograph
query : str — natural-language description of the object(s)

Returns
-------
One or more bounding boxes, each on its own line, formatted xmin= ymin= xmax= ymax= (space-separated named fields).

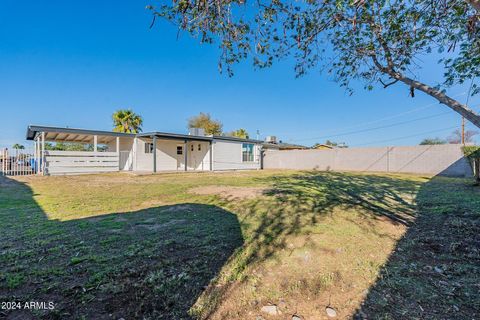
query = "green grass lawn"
xmin=0 ymin=170 xmax=478 ymax=319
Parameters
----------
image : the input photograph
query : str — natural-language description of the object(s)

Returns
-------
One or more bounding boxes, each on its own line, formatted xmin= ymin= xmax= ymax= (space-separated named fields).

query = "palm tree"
xmin=12 ymin=144 xmax=25 ymax=150
xmin=112 ymin=109 xmax=143 ymax=133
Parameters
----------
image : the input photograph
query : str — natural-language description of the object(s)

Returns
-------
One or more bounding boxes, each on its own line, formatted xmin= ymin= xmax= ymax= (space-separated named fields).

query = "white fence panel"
xmin=44 ymin=150 xmax=119 ymax=175
xmin=46 ymin=150 xmax=118 ymax=157
xmin=47 ymin=167 xmax=119 ymax=174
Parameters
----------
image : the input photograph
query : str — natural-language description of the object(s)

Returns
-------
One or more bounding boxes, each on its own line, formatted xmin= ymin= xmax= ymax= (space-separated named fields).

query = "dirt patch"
xmin=139 ymin=199 xmax=164 ymax=208
xmin=203 ymin=211 xmax=407 ymax=320
xmin=190 ymin=186 xmax=268 ymax=200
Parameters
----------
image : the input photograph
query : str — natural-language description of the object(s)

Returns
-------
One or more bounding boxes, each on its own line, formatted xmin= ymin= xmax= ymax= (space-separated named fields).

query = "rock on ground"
xmin=261 ymin=305 xmax=280 ymax=316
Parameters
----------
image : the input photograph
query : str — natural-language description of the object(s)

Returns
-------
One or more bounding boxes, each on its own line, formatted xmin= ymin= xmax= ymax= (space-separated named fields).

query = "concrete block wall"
xmin=263 ymin=144 xmax=473 ymax=177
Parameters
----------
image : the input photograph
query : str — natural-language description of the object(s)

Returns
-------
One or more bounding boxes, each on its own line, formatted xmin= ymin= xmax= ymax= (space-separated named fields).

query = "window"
xmin=191 ymin=144 xmax=194 ymax=151
xmin=176 ymin=145 xmax=183 ymax=155
xmin=198 ymin=144 xmax=201 ymax=151
xmin=242 ymin=143 xmax=254 ymax=162
xmin=145 ymin=143 xmax=154 ymax=154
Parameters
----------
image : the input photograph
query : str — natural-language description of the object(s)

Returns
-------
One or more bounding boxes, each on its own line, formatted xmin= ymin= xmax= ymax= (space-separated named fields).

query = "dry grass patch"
xmin=189 ymin=185 xmax=268 ymax=200
xmin=194 ymin=208 xmax=407 ymax=320
xmin=1 ymin=171 xmax=477 ymax=320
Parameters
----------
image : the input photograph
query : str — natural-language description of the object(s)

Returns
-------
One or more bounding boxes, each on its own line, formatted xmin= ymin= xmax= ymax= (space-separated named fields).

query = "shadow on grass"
xmin=242 ymin=171 xmax=420 ymax=261
xmin=194 ymin=171 xmax=423 ymax=318
xmin=0 ymin=176 xmax=243 ymax=320
xmin=4 ymin=171 xmax=473 ymax=319
xmin=355 ymin=176 xmax=480 ymax=319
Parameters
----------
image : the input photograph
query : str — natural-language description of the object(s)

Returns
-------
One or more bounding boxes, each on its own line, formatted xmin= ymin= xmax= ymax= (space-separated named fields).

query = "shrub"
xmin=462 ymin=146 xmax=480 ymax=185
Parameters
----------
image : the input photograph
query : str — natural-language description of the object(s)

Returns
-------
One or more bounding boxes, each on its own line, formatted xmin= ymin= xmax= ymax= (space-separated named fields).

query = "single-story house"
xmin=26 ymin=125 xmax=264 ymax=175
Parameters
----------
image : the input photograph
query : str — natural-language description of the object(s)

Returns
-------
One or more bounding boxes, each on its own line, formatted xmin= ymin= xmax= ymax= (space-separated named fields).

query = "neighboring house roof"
xmin=277 ymin=142 xmax=308 ymax=150
xmin=262 ymin=142 xmax=309 ymax=150
xmin=26 ymin=125 xmax=263 ymax=144
xmin=313 ymin=144 xmax=334 ymax=150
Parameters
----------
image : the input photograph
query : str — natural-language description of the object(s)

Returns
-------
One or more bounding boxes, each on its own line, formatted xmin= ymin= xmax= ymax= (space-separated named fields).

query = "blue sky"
xmin=1 ymin=0 xmax=478 ymax=149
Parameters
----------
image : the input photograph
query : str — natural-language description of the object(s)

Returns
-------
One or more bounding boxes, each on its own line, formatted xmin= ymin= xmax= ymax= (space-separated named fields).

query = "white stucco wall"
xmin=104 ymin=137 xmax=134 ymax=171
xmin=134 ymin=138 xmax=211 ymax=172
xmin=105 ymin=137 xmax=134 ymax=152
xmin=212 ymin=140 xmax=261 ymax=170
xmin=186 ymin=141 xmax=211 ymax=171
xmin=127 ymin=137 xmax=261 ymax=172
xmin=263 ymin=144 xmax=473 ymax=177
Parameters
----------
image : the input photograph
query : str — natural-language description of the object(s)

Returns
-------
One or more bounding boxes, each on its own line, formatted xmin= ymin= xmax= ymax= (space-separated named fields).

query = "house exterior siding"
xmin=134 ymin=138 xmax=214 ymax=172
xmin=212 ymin=140 xmax=261 ymax=171
xmin=106 ymin=137 xmax=135 ymax=171
xmin=25 ymin=125 xmax=264 ymax=175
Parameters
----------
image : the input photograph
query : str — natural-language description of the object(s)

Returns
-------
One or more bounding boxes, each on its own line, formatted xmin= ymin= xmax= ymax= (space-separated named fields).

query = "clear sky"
xmin=1 ymin=0 xmax=478 ymax=149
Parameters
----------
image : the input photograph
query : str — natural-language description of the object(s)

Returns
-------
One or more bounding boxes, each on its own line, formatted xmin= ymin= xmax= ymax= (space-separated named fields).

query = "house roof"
xmin=213 ymin=135 xmax=263 ymax=144
xmin=26 ymin=125 xmax=263 ymax=144
xmin=138 ymin=132 xmax=212 ymax=142
xmin=124 ymin=132 xmax=263 ymax=143
xmin=26 ymin=125 xmax=135 ymax=143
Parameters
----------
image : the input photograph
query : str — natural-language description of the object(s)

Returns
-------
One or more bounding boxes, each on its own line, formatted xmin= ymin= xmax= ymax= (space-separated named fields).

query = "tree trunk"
xmin=389 ymin=72 xmax=480 ymax=129
xmin=475 ymin=158 xmax=480 ymax=185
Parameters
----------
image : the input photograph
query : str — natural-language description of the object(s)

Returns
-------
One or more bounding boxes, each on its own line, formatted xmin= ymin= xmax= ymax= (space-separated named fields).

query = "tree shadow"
xmin=193 ymin=171 xmax=423 ymax=318
xmin=244 ymin=171 xmax=420 ymax=260
xmin=354 ymin=176 xmax=480 ymax=319
xmin=4 ymin=171 xmax=470 ymax=319
xmin=0 ymin=176 xmax=243 ymax=320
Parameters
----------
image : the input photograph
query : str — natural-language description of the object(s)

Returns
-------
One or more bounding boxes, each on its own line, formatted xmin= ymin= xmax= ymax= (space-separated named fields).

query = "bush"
xmin=462 ymin=146 xmax=480 ymax=184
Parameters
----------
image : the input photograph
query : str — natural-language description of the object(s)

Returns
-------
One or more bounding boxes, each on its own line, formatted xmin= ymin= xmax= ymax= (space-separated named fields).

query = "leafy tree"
xmin=419 ymin=137 xmax=447 ymax=145
xmin=447 ymin=129 xmax=478 ymax=144
xmin=44 ymin=142 xmax=55 ymax=151
xmin=228 ymin=128 xmax=249 ymax=139
xmin=188 ymin=112 xmax=223 ymax=135
xmin=325 ymin=140 xmax=339 ymax=147
xmin=12 ymin=144 xmax=25 ymax=150
xmin=113 ymin=109 xmax=143 ymax=133
xmin=44 ymin=142 xmax=94 ymax=151
xmin=149 ymin=0 xmax=480 ymax=127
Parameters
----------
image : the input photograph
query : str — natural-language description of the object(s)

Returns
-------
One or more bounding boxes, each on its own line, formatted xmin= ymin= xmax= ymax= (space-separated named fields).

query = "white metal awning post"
xmin=152 ymin=136 xmax=157 ymax=173
xmin=209 ymin=141 xmax=213 ymax=171
xmin=116 ymin=137 xmax=120 ymax=170
xmin=41 ymin=132 xmax=45 ymax=176
xmin=184 ymin=140 xmax=188 ymax=171
xmin=33 ymin=138 xmax=37 ymax=174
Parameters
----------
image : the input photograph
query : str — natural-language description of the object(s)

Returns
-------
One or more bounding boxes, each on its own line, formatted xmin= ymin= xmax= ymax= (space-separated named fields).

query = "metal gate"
xmin=1 ymin=147 xmax=38 ymax=176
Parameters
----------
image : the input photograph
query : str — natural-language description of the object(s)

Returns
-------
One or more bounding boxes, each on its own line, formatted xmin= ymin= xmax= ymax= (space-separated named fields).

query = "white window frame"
xmin=176 ymin=145 xmax=183 ymax=155
xmin=145 ymin=142 xmax=154 ymax=154
xmin=242 ymin=143 xmax=255 ymax=162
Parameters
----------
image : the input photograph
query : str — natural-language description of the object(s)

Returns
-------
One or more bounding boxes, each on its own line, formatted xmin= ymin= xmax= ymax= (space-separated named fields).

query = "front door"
xmin=176 ymin=144 xmax=185 ymax=170
xmin=188 ymin=143 xmax=197 ymax=171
